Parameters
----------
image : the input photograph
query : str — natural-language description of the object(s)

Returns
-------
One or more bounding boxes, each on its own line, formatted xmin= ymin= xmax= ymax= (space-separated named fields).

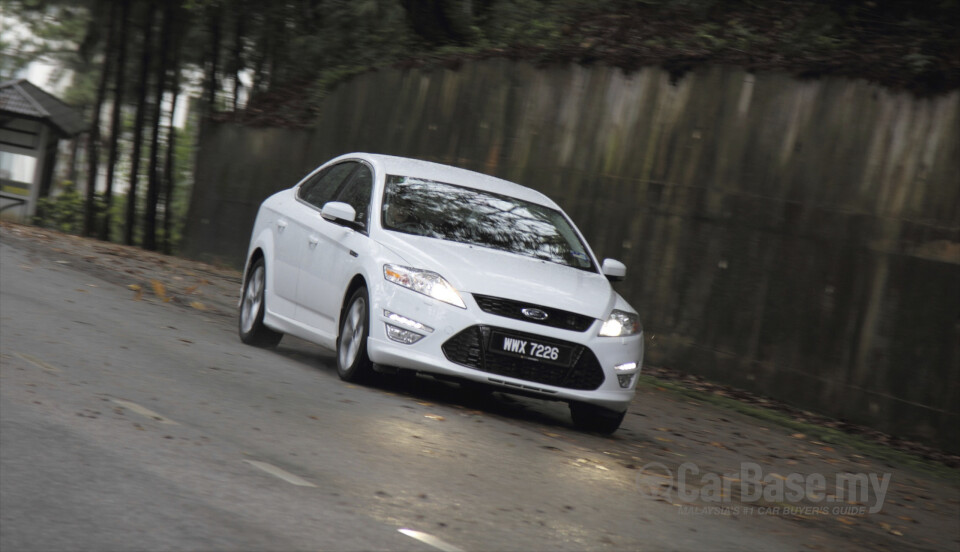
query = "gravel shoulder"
xmin=1 ymin=222 xmax=242 ymax=319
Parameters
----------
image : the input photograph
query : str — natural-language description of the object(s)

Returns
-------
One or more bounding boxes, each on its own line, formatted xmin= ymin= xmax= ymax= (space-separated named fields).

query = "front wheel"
xmin=569 ymin=402 xmax=626 ymax=434
xmin=239 ymin=258 xmax=283 ymax=347
xmin=337 ymin=287 xmax=373 ymax=382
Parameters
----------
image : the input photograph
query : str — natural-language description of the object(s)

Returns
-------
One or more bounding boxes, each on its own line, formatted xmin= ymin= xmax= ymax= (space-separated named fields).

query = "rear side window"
xmin=298 ymin=162 xmax=356 ymax=209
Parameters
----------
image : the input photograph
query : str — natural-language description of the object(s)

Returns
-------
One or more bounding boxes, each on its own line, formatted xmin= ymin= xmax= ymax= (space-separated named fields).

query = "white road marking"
xmin=111 ymin=399 xmax=179 ymax=425
xmin=14 ymin=352 xmax=60 ymax=373
xmin=398 ymin=528 xmax=466 ymax=552
xmin=243 ymin=460 xmax=317 ymax=487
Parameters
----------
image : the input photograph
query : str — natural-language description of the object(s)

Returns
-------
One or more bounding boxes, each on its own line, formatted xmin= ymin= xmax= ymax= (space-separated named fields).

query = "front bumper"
xmin=365 ymin=280 xmax=643 ymax=412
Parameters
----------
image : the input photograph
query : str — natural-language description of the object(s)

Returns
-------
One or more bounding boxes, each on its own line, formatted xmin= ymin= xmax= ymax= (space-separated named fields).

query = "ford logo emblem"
xmin=521 ymin=308 xmax=549 ymax=321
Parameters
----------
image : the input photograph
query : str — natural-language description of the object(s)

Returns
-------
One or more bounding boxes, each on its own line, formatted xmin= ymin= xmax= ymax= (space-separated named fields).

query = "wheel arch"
xmin=239 ymin=247 xmax=266 ymax=307
xmin=338 ymin=275 xmax=369 ymax=338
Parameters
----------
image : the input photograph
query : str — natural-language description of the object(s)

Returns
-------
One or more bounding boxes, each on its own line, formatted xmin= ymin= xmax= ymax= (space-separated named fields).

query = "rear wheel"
xmin=569 ymin=402 xmax=626 ymax=434
xmin=337 ymin=287 xmax=373 ymax=382
xmin=239 ymin=258 xmax=283 ymax=347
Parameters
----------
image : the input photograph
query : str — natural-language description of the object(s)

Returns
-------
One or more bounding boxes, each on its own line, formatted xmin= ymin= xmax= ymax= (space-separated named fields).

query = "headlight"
xmin=383 ymin=264 xmax=466 ymax=309
xmin=599 ymin=309 xmax=641 ymax=337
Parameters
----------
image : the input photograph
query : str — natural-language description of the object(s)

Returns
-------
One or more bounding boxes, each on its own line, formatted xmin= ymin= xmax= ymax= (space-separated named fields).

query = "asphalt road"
xmin=1 ymin=231 xmax=957 ymax=552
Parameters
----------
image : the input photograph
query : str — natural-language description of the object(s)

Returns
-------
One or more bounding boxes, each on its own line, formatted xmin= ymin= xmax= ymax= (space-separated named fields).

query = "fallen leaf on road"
xmin=424 ymin=414 xmax=445 ymax=421
xmin=837 ymin=516 xmax=856 ymax=526
xmin=791 ymin=433 xmax=806 ymax=439
xmin=128 ymin=284 xmax=143 ymax=301
xmin=189 ymin=301 xmax=207 ymax=310
xmin=151 ymin=280 xmax=167 ymax=300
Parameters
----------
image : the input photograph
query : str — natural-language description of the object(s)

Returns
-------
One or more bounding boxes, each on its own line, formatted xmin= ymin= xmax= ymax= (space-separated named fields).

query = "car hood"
xmin=375 ymin=231 xmax=615 ymax=319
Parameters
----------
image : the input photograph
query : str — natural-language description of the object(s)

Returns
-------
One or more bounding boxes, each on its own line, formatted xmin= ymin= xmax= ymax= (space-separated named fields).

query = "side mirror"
xmin=602 ymin=258 xmax=626 ymax=282
xmin=320 ymin=201 xmax=363 ymax=230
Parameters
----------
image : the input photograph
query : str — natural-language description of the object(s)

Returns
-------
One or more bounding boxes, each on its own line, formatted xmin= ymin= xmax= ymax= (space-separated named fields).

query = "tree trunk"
xmin=125 ymin=1 xmax=156 ymax=246
xmin=100 ymin=0 xmax=130 ymax=241
xmin=143 ymin=3 xmax=173 ymax=252
xmin=204 ymin=2 xmax=222 ymax=114
xmin=231 ymin=4 xmax=245 ymax=111
xmin=66 ymin=135 xmax=79 ymax=186
xmin=83 ymin=0 xmax=117 ymax=237
xmin=162 ymin=11 xmax=184 ymax=255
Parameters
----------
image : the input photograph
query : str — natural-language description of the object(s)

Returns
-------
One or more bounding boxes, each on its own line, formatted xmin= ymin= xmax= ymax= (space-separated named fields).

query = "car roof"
xmin=330 ymin=153 xmax=560 ymax=209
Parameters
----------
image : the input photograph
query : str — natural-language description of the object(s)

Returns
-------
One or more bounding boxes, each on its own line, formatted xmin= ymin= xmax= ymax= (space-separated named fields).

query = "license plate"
xmin=489 ymin=331 xmax=574 ymax=367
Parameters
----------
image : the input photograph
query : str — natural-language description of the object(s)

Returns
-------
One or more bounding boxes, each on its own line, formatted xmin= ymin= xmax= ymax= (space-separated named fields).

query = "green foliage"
xmin=481 ymin=0 xmax=567 ymax=48
xmin=0 ymin=0 xmax=93 ymax=84
xmin=163 ymin=120 xmax=198 ymax=253
xmin=33 ymin=181 xmax=89 ymax=234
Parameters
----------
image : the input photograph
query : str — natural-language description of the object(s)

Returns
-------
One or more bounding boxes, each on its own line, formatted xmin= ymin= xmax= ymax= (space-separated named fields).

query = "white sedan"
xmin=239 ymin=153 xmax=644 ymax=433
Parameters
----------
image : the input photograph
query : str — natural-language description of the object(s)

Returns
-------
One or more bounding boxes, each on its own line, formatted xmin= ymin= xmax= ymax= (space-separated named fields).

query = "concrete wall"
xmin=183 ymin=60 xmax=960 ymax=451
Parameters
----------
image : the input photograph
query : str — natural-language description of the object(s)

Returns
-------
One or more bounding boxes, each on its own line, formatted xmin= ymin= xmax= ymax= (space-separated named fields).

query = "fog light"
xmin=385 ymin=323 xmax=425 ymax=344
xmin=614 ymin=362 xmax=638 ymax=373
xmin=384 ymin=310 xmax=433 ymax=333
xmin=614 ymin=362 xmax=638 ymax=388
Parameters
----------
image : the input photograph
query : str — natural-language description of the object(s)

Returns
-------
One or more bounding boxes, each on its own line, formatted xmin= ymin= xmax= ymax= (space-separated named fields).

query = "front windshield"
xmin=381 ymin=175 xmax=596 ymax=272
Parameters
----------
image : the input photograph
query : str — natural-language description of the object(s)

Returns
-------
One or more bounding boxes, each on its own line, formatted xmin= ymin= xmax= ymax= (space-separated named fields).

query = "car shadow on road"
xmin=267 ymin=335 xmax=630 ymax=438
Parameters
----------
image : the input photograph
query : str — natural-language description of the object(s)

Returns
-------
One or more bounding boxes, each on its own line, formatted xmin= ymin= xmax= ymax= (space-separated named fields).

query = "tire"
xmin=569 ymin=402 xmax=626 ymax=434
xmin=239 ymin=258 xmax=283 ymax=347
xmin=337 ymin=287 xmax=374 ymax=382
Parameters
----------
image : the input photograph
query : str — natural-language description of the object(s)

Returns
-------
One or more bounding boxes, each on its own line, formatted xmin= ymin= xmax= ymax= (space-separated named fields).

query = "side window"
xmin=297 ymin=161 xmax=356 ymax=209
xmin=334 ymin=163 xmax=373 ymax=229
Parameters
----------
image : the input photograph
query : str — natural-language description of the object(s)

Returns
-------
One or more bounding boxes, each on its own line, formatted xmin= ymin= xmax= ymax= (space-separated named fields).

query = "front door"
xmin=296 ymin=162 xmax=374 ymax=337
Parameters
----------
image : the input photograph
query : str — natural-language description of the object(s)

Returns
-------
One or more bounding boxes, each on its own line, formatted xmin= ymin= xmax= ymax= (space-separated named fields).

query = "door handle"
xmin=308 ymin=235 xmax=320 ymax=247
xmin=276 ymin=220 xmax=288 ymax=233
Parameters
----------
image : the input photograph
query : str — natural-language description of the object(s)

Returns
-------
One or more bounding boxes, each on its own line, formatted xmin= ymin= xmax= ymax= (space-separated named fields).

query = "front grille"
xmin=441 ymin=326 xmax=605 ymax=391
xmin=472 ymin=294 xmax=596 ymax=332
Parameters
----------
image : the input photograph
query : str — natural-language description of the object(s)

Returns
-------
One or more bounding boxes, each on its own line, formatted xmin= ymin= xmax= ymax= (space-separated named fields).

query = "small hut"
xmin=0 ymin=79 xmax=86 ymax=219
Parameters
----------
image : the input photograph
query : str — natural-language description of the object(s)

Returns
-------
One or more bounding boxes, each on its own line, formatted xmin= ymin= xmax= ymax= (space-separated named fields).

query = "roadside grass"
xmin=635 ymin=375 xmax=960 ymax=485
